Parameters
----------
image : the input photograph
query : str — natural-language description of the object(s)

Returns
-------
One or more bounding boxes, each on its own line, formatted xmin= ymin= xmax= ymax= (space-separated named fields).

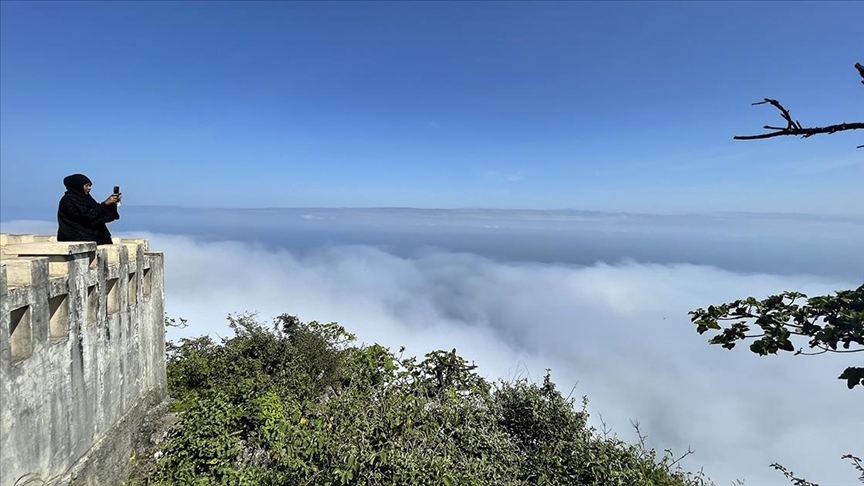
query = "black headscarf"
xmin=63 ymin=173 xmax=93 ymax=196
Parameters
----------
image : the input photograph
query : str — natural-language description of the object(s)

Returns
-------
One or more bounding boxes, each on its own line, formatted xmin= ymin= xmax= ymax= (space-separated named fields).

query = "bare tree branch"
xmin=734 ymin=62 xmax=864 ymax=147
xmin=668 ymin=445 xmax=695 ymax=469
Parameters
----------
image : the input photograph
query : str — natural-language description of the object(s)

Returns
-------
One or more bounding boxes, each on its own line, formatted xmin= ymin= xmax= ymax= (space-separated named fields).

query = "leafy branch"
xmin=734 ymin=62 xmax=864 ymax=147
xmin=845 ymin=454 xmax=864 ymax=483
xmin=689 ymin=284 xmax=864 ymax=389
xmin=769 ymin=462 xmax=819 ymax=486
xmin=769 ymin=455 xmax=864 ymax=486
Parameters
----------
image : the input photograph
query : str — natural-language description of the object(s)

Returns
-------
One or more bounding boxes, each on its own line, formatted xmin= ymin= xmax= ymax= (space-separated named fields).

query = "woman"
xmin=57 ymin=174 xmax=121 ymax=245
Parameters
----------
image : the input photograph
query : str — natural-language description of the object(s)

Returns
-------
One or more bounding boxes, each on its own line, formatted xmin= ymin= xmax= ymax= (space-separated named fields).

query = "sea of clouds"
xmin=3 ymin=215 xmax=863 ymax=485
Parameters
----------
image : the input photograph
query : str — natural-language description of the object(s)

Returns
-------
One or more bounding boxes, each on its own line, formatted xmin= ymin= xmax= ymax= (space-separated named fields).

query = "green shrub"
xmin=137 ymin=312 xmax=716 ymax=486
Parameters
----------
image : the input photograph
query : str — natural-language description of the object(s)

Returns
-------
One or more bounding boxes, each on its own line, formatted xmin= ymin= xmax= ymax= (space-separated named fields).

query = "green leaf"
xmin=838 ymin=367 xmax=864 ymax=389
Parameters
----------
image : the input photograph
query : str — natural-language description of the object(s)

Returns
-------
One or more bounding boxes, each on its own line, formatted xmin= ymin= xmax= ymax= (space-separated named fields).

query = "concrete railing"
xmin=0 ymin=234 xmax=167 ymax=485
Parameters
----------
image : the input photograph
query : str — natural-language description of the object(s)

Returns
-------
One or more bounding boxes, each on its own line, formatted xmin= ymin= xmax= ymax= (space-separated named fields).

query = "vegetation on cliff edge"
xmin=129 ymin=312 xmax=716 ymax=486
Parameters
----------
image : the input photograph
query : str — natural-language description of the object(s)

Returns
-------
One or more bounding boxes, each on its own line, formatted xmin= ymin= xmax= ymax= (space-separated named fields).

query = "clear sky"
xmin=1 ymin=1 xmax=862 ymax=215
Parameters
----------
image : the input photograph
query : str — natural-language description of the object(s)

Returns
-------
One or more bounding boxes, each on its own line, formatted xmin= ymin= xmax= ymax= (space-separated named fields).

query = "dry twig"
xmin=734 ymin=62 xmax=864 ymax=147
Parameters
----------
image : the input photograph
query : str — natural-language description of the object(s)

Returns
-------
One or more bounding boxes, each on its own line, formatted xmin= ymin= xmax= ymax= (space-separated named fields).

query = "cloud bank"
xmin=149 ymin=233 xmax=864 ymax=486
xmin=2 ymin=219 xmax=862 ymax=485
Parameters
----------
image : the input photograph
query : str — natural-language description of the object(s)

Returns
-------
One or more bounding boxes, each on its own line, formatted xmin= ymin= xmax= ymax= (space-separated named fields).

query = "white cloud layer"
xmin=2 ymin=219 xmax=862 ymax=485
xmin=153 ymin=234 xmax=863 ymax=486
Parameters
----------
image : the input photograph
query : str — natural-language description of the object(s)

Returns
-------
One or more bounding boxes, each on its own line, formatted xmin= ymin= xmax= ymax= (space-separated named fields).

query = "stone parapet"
xmin=0 ymin=234 xmax=167 ymax=486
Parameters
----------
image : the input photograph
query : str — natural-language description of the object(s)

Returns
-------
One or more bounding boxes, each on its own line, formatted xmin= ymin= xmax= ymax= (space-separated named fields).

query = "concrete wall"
xmin=0 ymin=234 xmax=167 ymax=486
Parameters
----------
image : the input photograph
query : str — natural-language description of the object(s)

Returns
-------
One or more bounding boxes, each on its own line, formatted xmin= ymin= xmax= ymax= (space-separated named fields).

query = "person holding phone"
xmin=56 ymin=174 xmax=122 ymax=245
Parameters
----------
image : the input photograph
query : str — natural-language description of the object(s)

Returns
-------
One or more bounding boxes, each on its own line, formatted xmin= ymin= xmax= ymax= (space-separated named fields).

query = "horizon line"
xmin=2 ymin=204 xmax=863 ymax=222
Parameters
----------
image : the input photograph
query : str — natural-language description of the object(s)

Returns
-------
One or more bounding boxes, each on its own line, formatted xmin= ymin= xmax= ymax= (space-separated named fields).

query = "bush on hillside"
xmin=131 ymin=312 xmax=715 ymax=486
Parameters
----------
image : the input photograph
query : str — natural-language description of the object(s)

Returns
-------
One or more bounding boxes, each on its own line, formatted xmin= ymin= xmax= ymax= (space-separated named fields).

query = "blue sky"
xmin=1 ymin=1 xmax=862 ymax=215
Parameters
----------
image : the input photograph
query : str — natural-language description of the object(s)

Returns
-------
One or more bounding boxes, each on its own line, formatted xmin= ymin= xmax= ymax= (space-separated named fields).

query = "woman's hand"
xmin=103 ymin=194 xmax=121 ymax=205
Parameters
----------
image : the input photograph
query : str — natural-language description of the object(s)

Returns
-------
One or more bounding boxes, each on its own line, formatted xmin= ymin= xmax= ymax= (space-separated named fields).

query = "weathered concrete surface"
xmin=64 ymin=391 xmax=168 ymax=486
xmin=0 ymin=235 xmax=166 ymax=486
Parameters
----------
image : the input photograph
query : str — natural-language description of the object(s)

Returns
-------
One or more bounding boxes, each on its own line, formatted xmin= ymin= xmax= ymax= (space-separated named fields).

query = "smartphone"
xmin=114 ymin=186 xmax=121 ymax=206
